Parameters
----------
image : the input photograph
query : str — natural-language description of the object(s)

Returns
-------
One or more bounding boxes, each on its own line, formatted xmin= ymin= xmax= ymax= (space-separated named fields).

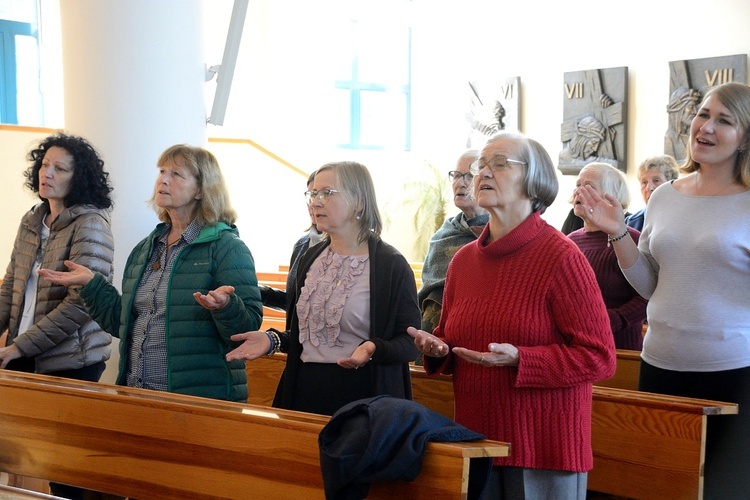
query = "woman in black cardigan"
xmin=228 ymin=161 xmax=420 ymax=415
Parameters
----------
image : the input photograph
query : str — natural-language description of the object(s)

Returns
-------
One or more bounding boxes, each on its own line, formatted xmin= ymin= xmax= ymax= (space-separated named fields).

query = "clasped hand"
xmin=407 ymin=326 xmax=519 ymax=367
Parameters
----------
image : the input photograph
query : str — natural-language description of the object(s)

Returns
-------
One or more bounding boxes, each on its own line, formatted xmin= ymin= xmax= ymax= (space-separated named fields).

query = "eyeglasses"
xmin=304 ymin=189 xmax=340 ymax=205
xmin=448 ymin=171 xmax=474 ymax=182
xmin=470 ymin=155 xmax=526 ymax=174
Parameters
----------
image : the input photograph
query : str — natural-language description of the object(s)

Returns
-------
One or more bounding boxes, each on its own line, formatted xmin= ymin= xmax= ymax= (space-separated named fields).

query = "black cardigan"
xmin=273 ymin=237 xmax=420 ymax=409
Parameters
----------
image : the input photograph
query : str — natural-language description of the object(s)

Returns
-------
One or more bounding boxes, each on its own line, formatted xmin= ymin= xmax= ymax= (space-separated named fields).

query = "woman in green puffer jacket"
xmin=41 ymin=144 xmax=262 ymax=402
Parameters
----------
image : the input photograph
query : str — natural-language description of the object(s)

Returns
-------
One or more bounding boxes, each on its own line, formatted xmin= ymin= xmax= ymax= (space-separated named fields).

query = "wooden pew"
xmin=0 ymin=371 xmax=508 ymax=499
xmin=245 ymin=357 xmax=737 ymax=500
xmin=246 ymin=354 xmax=458 ymax=421
xmin=258 ymin=262 xmax=424 ymax=294
xmin=0 ymin=484 xmax=59 ymax=499
xmin=593 ymin=349 xmax=640 ymax=391
xmin=408 ymin=365 xmax=737 ymax=500
xmin=256 ymin=271 xmax=288 ymax=289
xmin=260 ymin=306 xmax=287 ymax=332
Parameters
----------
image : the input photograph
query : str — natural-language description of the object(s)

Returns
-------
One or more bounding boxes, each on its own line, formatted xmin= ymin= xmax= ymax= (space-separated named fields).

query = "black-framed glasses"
xmin=448 ymin=171 xmax=474 ymax=182
xmin=470 ymin=155 xmax=527 ymax=174
xmin=304 ymin=189 xmax=340 ymax=205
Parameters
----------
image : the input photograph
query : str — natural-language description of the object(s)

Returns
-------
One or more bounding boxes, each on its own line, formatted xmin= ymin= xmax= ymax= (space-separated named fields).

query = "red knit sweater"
xmin=425 ymin=212 xmax=616 ymax=472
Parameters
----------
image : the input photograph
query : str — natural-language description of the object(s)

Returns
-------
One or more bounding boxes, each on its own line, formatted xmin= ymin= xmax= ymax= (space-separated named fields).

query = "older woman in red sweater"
xmin=409 ymin=132 xmax=616 ymax=499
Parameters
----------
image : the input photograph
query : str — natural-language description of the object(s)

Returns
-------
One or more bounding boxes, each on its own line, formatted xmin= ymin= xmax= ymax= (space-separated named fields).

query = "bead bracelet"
xmin=265 ymin=329 xmax=281 ymax=355
xmin=607 ymin=229 xmax=629 ymax=247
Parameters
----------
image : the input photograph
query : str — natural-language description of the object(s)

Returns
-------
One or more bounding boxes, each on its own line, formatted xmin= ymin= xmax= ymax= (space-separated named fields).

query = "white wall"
xmin=204 ymin=0 xmax=750 ymax=266
xmin=0 ymin=127 xmax=52 ymax=265
xmin=2 ymin=0 xmax=750 ymax=272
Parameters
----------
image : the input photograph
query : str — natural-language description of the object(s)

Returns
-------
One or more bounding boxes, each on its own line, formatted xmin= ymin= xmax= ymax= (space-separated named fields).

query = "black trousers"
xmin=639 ymin=360 xmax=750 ymax=500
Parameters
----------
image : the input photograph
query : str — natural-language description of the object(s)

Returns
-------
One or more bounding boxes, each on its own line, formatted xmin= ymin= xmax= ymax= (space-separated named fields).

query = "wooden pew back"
xmin=593 ymin=348 xmax=640 ymax=391
xmin=247 ymin=355 xmax=737 ymax=500
xmin=0 ymin=371 xmax=507 ymax=499
xmin=257 ymin=261 xmax=425 ymax=295
xmin=409 ymin=364 xmax=736 ymax=500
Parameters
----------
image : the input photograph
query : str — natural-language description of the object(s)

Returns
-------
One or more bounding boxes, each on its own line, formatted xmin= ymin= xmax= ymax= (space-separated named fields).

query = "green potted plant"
xmin=400 ymin=161 xmax=449 ymax=261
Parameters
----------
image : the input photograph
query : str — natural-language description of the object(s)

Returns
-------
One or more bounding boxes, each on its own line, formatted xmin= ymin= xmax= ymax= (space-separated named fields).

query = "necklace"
xmin=152 ymin=239 xmax=179 ymax=271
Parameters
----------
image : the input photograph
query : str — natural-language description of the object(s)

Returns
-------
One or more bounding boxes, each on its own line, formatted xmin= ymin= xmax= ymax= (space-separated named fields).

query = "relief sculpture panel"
xmin=666 ymin=54 xmax=747 ymax=163
xmin=559 ymin=67 xmax=628 ymax=175
xmin=465 ymin=77 xmax=521 ymax=149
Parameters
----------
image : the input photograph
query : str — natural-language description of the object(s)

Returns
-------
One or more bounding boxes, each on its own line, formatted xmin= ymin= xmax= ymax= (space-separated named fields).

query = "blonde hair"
xmin=150 ymin=144 xmax=237 ymax=225
xmin=315 ymin=161 xmax=382 ymax=244
xmin=682 ymin=82 xmax=750 ymax=188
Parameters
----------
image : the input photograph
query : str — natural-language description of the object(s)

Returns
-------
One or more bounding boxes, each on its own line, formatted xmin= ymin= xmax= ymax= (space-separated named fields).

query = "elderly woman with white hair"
xmin=569 ymin=162 xmax=647 ymax=350
xmin=409 ymin=132 xmax=615 ymax=499
xmin=625 ymin=155 xmax=679 ymax=231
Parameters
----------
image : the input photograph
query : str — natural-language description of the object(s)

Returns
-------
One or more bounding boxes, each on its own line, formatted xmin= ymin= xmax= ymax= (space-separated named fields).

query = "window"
xmin=0 ymin=1 xmax=42 ymax=125
xmin=333 ymin=10 xmax=411 ymax=151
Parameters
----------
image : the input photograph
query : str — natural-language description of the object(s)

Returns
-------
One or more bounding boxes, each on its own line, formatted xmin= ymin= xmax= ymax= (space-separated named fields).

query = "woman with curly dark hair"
xmin=0 ymin=133 xmax=115 ymax=381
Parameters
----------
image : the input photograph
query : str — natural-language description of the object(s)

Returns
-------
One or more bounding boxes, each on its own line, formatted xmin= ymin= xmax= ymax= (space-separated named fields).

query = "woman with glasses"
xmin=40 ymin=144 xmax=262 ymax=403
xmin=227 ymin=161 xmax=420 ymax=416
xmin=259 ymin=171 xmax=323 ymax=315
xmin=409 ymin=132 xmax=615 ymax=499
xmin=418 ymin=150 xmax=488 ymax=338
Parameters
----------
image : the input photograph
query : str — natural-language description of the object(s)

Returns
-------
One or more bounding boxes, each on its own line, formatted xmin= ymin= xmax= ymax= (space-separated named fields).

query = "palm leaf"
xmin=400 ymin=161 xmax=449 ymax=260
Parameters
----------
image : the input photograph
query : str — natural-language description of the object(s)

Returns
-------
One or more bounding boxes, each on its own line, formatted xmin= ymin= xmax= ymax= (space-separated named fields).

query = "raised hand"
xmin=576 ymin=186 xmax=627 ymax=236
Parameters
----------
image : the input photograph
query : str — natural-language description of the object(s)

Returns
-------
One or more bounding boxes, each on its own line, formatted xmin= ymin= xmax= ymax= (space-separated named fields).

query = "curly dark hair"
xmin=24 ymin=133 xmax=114 ymax=209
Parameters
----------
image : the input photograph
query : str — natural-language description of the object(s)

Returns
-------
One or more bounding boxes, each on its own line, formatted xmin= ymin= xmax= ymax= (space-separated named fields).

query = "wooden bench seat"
xmin=0 ymin=371 xmax=508 ymax=499
xmin=247 ymin=355 xmax=737 ymax=500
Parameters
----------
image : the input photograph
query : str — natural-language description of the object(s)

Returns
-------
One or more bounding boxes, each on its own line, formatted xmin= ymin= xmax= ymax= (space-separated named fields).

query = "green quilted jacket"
xmin=80 ymin=222 xmax=262 ymax=401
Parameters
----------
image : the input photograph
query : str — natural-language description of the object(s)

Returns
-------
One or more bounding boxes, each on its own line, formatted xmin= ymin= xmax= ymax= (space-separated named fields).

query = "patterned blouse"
xmin=296 ymin=246 xmax=370 ymax=363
